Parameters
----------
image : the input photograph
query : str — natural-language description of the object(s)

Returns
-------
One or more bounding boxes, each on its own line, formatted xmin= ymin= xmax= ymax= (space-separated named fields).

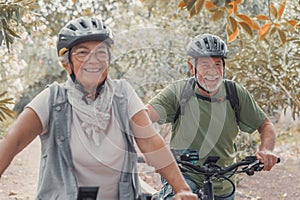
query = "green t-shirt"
xmin=148 ymin=79 xmax=266 ymax=196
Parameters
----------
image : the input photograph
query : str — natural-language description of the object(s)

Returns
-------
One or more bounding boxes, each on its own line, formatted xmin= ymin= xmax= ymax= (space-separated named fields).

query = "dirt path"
xmin=0 ymin=137 xmax=299 ymax=200
xmin=235 ymin=156 xmax=300 ymax=200
xmin=0 ymin=138 xmax=40 ymax=200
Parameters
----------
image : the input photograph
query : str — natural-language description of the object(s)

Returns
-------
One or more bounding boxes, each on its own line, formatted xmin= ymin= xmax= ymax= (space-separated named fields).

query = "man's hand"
xmin=256 ymin=150 xmax=278 ymax=171
xmin=257 ymin=118 xmax=277 ymax=171
xmin=173 ymin=190 xmax=198 ymax=200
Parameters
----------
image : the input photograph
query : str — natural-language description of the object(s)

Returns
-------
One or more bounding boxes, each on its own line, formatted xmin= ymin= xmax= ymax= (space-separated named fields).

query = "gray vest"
xmin=36 ymin=80 xmax=140 ymax=200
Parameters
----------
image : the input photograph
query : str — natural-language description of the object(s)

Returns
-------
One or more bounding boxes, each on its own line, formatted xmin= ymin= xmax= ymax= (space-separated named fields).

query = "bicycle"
xmin=172 ymin=149 xmax=280 ymax=200
xmin=77 ymin=151 xmax=279 ymax=200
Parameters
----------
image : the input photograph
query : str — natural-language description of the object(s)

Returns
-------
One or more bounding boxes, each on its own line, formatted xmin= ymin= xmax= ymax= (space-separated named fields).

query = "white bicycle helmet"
xmin=186 ymin=34 xmax=228 ymax=58
xmin=57 ymin=16 xmax=113 ymax=57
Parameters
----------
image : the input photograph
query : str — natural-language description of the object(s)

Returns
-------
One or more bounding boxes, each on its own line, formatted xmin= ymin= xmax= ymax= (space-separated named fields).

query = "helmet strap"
xmin=222 ymin=58 xmax=226 ymax=78
xmin=70 ymin=72 xmax=76 ymax=82
xmin=67 ymin=49 xmax=77 ymax=82
xmin=194 ymin=67 xmax=211 ymax=94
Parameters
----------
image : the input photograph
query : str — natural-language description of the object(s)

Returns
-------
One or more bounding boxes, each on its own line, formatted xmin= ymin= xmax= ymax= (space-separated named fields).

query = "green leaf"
xmin=212 ymin=8 xmax=225 ymax=22
xmin=238 ymin=21 xmax=253 ymax=37
xmin=0 ymin=112 xmax=6 ymax=122
xmin=269 ymin=27 xmax=277 ymax=36
xmin=187 ymin=0 xmax=196 ymax=11
xmin=7 ymin=27 xmax=20 ymax=38
xmin=0 ymin=92 xmax=15 ymax=121
xmin=0 ymin=98 xmax=14 ymax=104
xmin=24 ymin=0 xmax=37 ymax=6
xmin=228 ymin=16 xmax=238 ymax=33
xmin=0 ymin=92 xmax=6 ymax=98
xmin=0 ymin=31 xmax=3 ymax=46
xmin=1 ymin=18 xmax=8 ymax=28
xmin=269 ymin=4 xmax=278 ymax=18
xmin=195 ymin=0 xmax=205 ymax=13
xmin=15 ymin=7 xmax=21 ymax=22
xmin=277 ymin=29 xmax=286 ymax=44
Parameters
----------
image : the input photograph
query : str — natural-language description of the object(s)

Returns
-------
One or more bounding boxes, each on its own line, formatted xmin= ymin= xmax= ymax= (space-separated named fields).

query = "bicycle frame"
xmin=200 ymin=177 xmax=214 ymax=200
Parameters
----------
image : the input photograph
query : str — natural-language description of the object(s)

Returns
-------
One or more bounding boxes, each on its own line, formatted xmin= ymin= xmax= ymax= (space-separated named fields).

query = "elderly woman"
xmin=0 ymin=16 xmax=197 ymax=200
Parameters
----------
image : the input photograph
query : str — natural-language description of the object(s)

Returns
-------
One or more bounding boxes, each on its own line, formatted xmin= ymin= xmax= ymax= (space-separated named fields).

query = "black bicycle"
xmin=172 ymin=149 xmax=280 ymax=200
xmin=77 ymin=151 xmax=279 ymax=200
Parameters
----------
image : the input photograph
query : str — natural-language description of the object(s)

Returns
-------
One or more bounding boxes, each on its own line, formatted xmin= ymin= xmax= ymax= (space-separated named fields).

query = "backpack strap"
xmin=224 ymin=79 xmax=240 ymax=125
xmin=173 ymin=77 xmax=196 ymax=123
xmin=173 ymin=79 xmax=241 ymax=126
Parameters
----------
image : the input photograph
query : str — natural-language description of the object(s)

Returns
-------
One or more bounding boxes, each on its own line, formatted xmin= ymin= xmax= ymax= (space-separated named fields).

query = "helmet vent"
xmin=213 ymin=38 xmax=218 ymax=49
xmin=68 ymin=24 xmax=78 ymax=31
xmin=91 ymin=20 xmax=97 ymax=28
xmin=203 ymin=38 xmax=210 ymax=49
xmin=195 ymin=41 xmax=202 ymax=49
xmin=79 ymin=21 xmax=88 ymax=29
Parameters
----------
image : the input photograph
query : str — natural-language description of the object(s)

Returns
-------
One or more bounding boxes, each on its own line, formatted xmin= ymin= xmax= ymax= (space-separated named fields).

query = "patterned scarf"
xmin=64 ymin=76 xmax=114 ymax=145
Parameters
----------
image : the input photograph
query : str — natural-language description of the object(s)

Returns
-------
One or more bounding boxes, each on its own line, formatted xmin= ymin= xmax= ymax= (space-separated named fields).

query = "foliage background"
xmin=0 ymin=0 xmax=299 ymax=140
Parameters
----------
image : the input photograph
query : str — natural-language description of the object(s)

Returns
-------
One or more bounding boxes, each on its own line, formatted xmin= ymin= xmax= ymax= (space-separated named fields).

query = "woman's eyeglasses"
xmin=72 ymin=46 xmax=109 ymax=62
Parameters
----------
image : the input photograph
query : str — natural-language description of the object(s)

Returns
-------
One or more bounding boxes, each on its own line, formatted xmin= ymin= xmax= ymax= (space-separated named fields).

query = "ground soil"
xmin=0 ymin=132 xmax=299 ymax=200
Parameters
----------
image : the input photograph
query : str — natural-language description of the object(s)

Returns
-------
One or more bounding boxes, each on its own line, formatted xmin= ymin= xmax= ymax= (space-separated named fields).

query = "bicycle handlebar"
xmin=177 ymin=155 xmax=280 ymax=177
xmin=138 ymin=151 xmax=280 ymax=200
xmin=174 ymin=154 xmax=280 ymax=200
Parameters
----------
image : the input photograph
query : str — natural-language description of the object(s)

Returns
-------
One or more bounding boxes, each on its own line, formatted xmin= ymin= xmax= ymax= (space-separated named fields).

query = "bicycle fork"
xmin=197 ymin=178 xmax=214 ymax=200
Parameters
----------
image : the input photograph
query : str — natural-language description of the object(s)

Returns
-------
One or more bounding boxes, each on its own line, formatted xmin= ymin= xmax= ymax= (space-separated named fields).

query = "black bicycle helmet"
xmin=57 ymin=16 xmax=113 ymax=57
xmin=186 ymin=34 xmax=228 ymax=58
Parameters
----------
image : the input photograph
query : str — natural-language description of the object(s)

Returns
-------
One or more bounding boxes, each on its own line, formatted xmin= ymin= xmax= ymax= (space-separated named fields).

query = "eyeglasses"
xmin=195 ymin=58 xmax=224 ymax=71
xmin=197 ymin=63 xmax=223 ymax=71
xmin=72 ymin=46 xmax=109 ymax=62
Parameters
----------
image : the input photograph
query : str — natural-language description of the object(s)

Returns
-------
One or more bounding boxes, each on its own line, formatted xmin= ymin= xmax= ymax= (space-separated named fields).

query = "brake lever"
xmin=244 ymin=157 xmax=280 ymax=175
xmin=243 ymin=160 xmax=263 ymax=176
xmin=247 ymin=160 xmax=260 ymax=169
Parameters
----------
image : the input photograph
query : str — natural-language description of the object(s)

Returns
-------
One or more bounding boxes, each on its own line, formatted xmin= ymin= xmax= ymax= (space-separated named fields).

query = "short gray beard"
xmin=199 ymin=78 xmax=223 ymax=92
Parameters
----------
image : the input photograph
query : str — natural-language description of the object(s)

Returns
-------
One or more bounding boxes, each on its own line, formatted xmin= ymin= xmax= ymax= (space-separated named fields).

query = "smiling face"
xmin=190 ymin=57 xmax=224 ymax=94
xmin=63 ymin=41 xmax=110 ymax=92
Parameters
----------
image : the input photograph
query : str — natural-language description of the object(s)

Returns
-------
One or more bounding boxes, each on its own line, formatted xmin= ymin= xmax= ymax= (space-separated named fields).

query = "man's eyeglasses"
xmin=72 ymin=46 xmax=109 ymax=62
xmin=196 ymin=63 xmax=222 ymax=71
